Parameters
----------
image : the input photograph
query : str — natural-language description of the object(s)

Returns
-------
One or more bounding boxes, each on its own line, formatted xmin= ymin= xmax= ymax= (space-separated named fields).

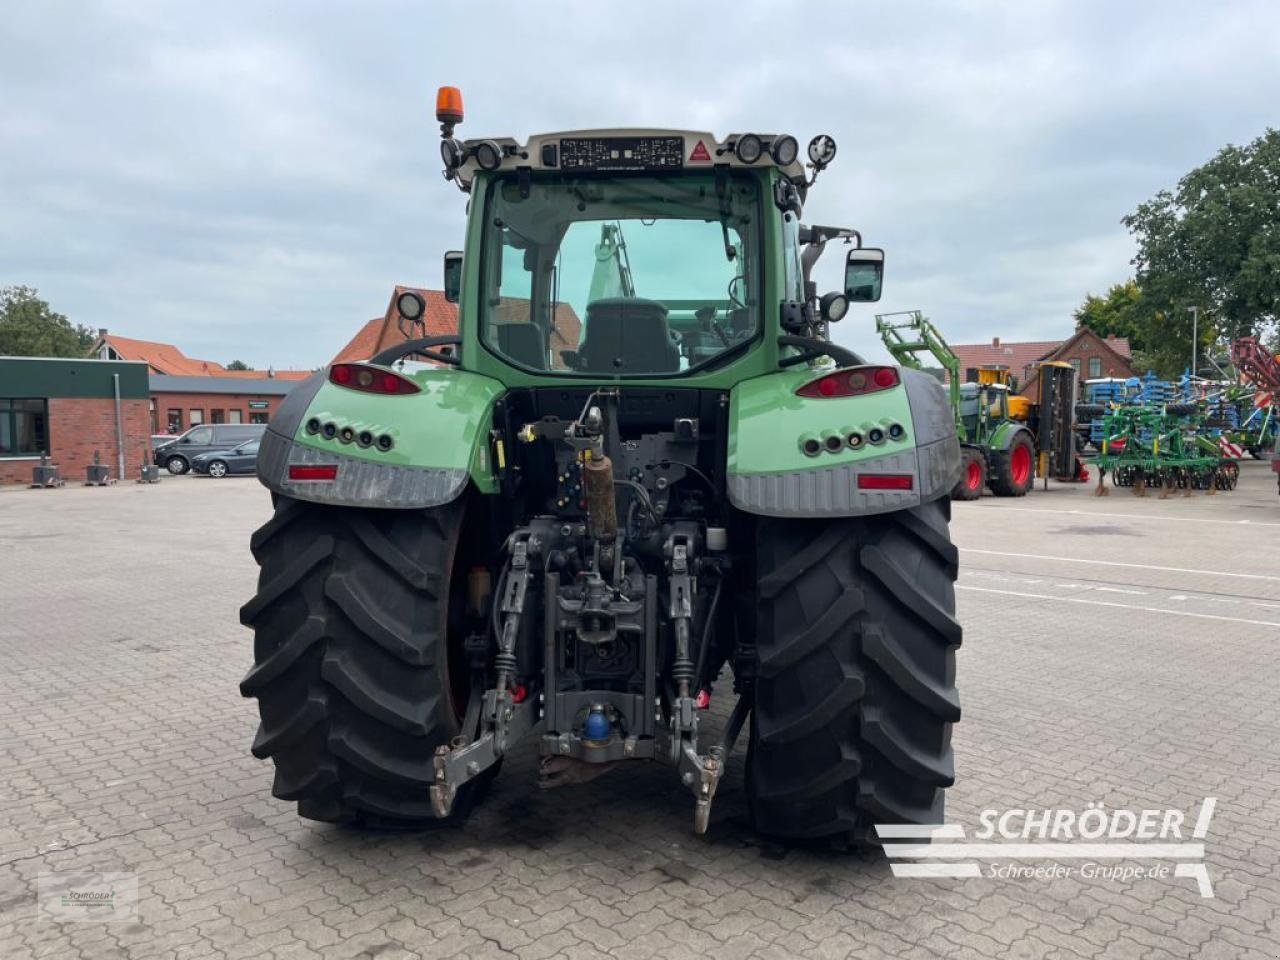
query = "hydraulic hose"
xmin=693 ymin=576 xmax=724 ymax=692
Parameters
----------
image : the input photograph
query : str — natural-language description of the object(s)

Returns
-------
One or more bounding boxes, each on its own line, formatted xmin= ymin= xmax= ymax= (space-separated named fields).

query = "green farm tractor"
xmin=876 ymin=310 xmax=1038 ymax=499
xmin=239 ymin=88 xmax=963 ymax=842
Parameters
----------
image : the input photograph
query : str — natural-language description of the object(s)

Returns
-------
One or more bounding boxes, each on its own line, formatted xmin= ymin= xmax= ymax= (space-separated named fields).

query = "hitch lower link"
xmin=665 ymin=539 xmax=726 ymax=835
xmin=430 ymin=536 xmax=539 ymax=818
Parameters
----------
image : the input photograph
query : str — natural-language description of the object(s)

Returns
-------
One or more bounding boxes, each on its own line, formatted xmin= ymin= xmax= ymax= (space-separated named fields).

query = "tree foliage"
xmin=0 ymin=286 xmax=95 ymax=358
xmin=226 ymin=359 xmax=254 ymax=370
xmin=1120 ymin=128 xmax=1280 ymax=373
xmin=1075 ymin=129 xmax=1280 ymax=378
xmin=1074 ymin=281 xmax=1145 ymax=345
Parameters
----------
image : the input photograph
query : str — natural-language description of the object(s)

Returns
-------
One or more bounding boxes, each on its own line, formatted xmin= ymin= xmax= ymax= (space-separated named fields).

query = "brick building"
xmin=950 ymin=328 xmax=1136 ymax=398
xmin=0 ymin=357 xmax=151 ymax=485
xmin=150 ymin=375 xmax=298 ymax=434
xmin=88 ymin=329 xmax=312 ymax=437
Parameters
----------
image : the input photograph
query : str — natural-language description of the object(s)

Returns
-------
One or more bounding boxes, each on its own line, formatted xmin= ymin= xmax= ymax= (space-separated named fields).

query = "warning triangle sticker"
xmin=688 ymin=140 xmax=712 ymax=163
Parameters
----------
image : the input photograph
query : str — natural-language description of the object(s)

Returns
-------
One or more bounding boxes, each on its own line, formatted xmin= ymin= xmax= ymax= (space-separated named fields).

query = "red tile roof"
xmin=948 ymin=334 xmax=1131 ymax=383
xmin=331 ymin=287 xmax=582 ymax=367
xmin=94 ymin=333 xmax=313 ymax=380
xmin=96 ymin=334 xmax=227 ymax=377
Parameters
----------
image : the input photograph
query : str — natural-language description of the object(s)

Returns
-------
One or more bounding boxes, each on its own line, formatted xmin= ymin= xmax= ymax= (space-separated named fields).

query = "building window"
xmin=189 ymin=409 xmax=204 ymax=425
xmin=211 ymin=409 xmax=225 ymax=424
xmin=1069 ymin=358 xmax=1081 ymax=374
xmin=0 ymin=398 xmax=49 ymax=457
xmin=228 ymin=409 xmax=243 ymax=424
xmin=249 ymin=412 xmax=269 ymax=424
xmin=167 ymin=408 xmax=182 ymax=433
xmin=1088 ymin=357 xmax=1102 ymax=378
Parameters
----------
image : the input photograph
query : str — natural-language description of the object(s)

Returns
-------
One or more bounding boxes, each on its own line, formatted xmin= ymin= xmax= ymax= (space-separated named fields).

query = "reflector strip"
xmin=857 ymin=474 xmax=913 ymax=490
xmin=289 ymin=464 xmax=338 ymax=481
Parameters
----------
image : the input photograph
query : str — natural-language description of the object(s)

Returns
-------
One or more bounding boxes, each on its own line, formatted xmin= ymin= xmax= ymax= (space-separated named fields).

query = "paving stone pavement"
xmin=2 ymin=465 xmax=1279 ymax=959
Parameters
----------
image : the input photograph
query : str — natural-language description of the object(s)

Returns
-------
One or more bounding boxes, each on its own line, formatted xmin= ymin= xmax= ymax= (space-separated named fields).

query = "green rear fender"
xmin=255 ymin=367 xmax=505 ymax=508
xmin=990 ymin=420 xmax=1034 ymax=451
xmin=727 ymin=366 xmax=960 ymax=517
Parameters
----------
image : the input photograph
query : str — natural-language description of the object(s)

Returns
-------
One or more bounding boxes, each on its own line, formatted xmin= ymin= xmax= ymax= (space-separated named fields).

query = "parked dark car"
xmin=190 ymin=439 xmax=260 ymax=478
xmin=154 ymin=424 xmax=266 ymax=474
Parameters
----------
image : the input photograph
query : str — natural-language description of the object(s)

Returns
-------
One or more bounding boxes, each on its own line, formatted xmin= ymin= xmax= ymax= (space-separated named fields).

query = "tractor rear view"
xmin=239 ymin=87 xmax=963 ymax=845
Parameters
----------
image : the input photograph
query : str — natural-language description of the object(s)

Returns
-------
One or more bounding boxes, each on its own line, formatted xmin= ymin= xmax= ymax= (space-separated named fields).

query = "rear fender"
xmin=990 ymin=421 xmax=1034 ymax=452
xmin=727 ymin=366 xmax=960 ymax=517
xmin=257 ymin=367 xmax=505 ymax=508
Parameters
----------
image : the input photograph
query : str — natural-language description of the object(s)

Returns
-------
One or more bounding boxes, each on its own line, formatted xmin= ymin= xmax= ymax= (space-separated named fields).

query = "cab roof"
xmin=449 ymin=128 xmax=807 ymax=189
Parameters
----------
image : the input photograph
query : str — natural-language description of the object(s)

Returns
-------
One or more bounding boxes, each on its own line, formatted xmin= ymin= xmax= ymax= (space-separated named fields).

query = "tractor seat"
xmin=495 ymin=322 xmax=546 ymax=369
xmin=579 ymin=298 xmax=679 ymax=373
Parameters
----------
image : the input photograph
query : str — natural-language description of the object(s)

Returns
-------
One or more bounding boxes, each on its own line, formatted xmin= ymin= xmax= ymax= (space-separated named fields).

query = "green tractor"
xmin=239 ymin=88 xmax=963 ymax=842
xmin=876 ymin=310 xmax=1038 ymax=500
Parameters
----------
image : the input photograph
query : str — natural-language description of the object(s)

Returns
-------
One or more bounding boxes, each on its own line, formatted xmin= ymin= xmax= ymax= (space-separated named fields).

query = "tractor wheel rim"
xmin=966 ymin=461 xmax=982 ymax=489
xmin=1010 ymin=444 xmax=1032 ymax=486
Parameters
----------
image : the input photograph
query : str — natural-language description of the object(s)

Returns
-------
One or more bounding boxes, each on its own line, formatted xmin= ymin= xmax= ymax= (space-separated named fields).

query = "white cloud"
xmin=2 ymin=0 xmax=1278 ymax=366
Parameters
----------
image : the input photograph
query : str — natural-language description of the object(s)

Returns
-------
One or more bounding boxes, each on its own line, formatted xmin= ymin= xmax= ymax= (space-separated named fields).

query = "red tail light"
xmin=797 ymin=365 xmax=899 ymax=398
xmin=857 ymin=474 xmax=913 ymax=490
xmin=329 ymin=363 xmax=420 ymax=395
xmin=289 ymin=464 xmax=338 ymax=481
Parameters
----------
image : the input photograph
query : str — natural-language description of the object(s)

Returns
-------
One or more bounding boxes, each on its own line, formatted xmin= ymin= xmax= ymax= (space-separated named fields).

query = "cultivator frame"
xmin=1092 ymin=404 xmax=1238 ymax=495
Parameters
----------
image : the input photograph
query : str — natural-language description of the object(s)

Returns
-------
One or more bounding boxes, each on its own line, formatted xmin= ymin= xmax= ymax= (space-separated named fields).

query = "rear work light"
xmin=329 ymin=363 xmax=420 ymax=395
xmin=857 ymin=474 xmax=913 ymax=490
xmin=289 ymin=464 xmax=338 ymax=481
xmin=796 ymin=365 xmax=899 ymax=398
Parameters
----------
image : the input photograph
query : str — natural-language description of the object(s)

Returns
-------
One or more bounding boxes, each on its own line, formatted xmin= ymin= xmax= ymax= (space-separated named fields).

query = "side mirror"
xmin=443 ymin=251 xmax=463 ymax=303
xmin=844 ymin=248 xmax=884 ymax=303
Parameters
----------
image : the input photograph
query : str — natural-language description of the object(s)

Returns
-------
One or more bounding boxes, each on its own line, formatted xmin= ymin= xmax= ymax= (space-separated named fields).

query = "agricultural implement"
xmin=239 ymin=88 xmax=963 ymax=841
xmin=1232 ymin=336 xmax=1280 ymax=493
xmin=1089 ymin=403 xmax=1238 ymax=495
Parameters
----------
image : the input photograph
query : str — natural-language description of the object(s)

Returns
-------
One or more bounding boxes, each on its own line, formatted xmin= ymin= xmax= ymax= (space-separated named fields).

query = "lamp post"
xmin=1187 ymin=305 xmax=1200 ymax=379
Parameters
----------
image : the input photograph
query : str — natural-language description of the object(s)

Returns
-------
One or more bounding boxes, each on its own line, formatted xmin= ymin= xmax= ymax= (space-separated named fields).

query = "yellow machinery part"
xmin=976 ymin=366 xmax=1012 ymax=386
xmin=1007 ymin=395 xmax=1033 ymax=420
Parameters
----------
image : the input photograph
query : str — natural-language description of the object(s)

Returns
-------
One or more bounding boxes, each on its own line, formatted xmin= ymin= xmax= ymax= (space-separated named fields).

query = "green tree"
xmin=1074 ymin=280 xmax=1145 ymax=344
xmin=1122 ymin=127 xmax=1280 ymax=375
xmin=0 ymin=286 xmax=95 ymax=358
xmin=226 ymin=359 xmax=254 ymax=371
xmin=1072 ymin=280 xmax=1169 ymax=375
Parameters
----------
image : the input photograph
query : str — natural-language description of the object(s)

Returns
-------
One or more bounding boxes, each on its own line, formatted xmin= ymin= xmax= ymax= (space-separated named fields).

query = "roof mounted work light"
xmin=770 ymin=135 xmax=799 ymax=166
xmin=734 ymin=133 xmax=763 ymax=164
xmin=474 ymin=140 xmax=503 ymax=171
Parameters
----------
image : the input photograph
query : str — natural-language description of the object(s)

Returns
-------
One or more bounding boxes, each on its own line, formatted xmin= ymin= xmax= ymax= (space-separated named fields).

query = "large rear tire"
xmin=950 ymin=446 xmax=985 ymax=500
xmin=987 ymin=431 xmax=1036 ymax=497
xmin=239 ymin=496 xmax=485 ymax=827
xmin=746 ymin=499 xmax=961 ymax=841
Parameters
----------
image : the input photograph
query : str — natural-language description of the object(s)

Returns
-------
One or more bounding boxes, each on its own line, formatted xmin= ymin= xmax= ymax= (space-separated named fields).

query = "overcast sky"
xmin=3 ymin=1 xmax=1278 ymax=369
